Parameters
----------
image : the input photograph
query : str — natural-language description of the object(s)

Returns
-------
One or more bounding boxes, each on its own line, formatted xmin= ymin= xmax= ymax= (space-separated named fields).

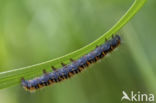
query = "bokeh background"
xmin=0 ymin=0 xmax=155 ymax=103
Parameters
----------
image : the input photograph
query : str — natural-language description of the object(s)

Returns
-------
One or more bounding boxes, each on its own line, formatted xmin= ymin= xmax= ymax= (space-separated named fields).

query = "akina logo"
xmin=121 ymin=91 xmax=154 ymax=102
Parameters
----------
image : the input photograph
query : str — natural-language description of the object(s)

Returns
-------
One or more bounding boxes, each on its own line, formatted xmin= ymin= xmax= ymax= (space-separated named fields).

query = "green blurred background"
xmin=0 ymin=0 xmax=155 ymax=103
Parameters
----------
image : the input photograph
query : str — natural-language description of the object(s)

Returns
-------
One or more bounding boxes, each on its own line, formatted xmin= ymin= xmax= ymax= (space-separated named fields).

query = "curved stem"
xmin=0 ymin=0 xmax=146 ymax=89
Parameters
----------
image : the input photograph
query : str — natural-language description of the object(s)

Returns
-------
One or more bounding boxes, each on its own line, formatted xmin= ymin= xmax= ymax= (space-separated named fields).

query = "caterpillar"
xmin=21 ymin=35 xmax=121 ymax=92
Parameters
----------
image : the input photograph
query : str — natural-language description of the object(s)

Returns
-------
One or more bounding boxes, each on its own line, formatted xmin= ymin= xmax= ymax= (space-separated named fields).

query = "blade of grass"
xmin=123 ymin=23 xmax=156 ymax=94
xmin=0 ymin=0 xmax=146 ymax=89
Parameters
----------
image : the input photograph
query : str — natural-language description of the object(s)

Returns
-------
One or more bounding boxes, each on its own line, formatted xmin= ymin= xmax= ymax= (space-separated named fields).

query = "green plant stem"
xmin=0 ymin=0 xmax=146 ymax=89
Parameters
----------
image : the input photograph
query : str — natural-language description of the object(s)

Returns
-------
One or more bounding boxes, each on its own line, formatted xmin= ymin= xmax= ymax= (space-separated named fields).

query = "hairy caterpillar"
xmin=22 ymin=35 xmax=121 ymax=92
